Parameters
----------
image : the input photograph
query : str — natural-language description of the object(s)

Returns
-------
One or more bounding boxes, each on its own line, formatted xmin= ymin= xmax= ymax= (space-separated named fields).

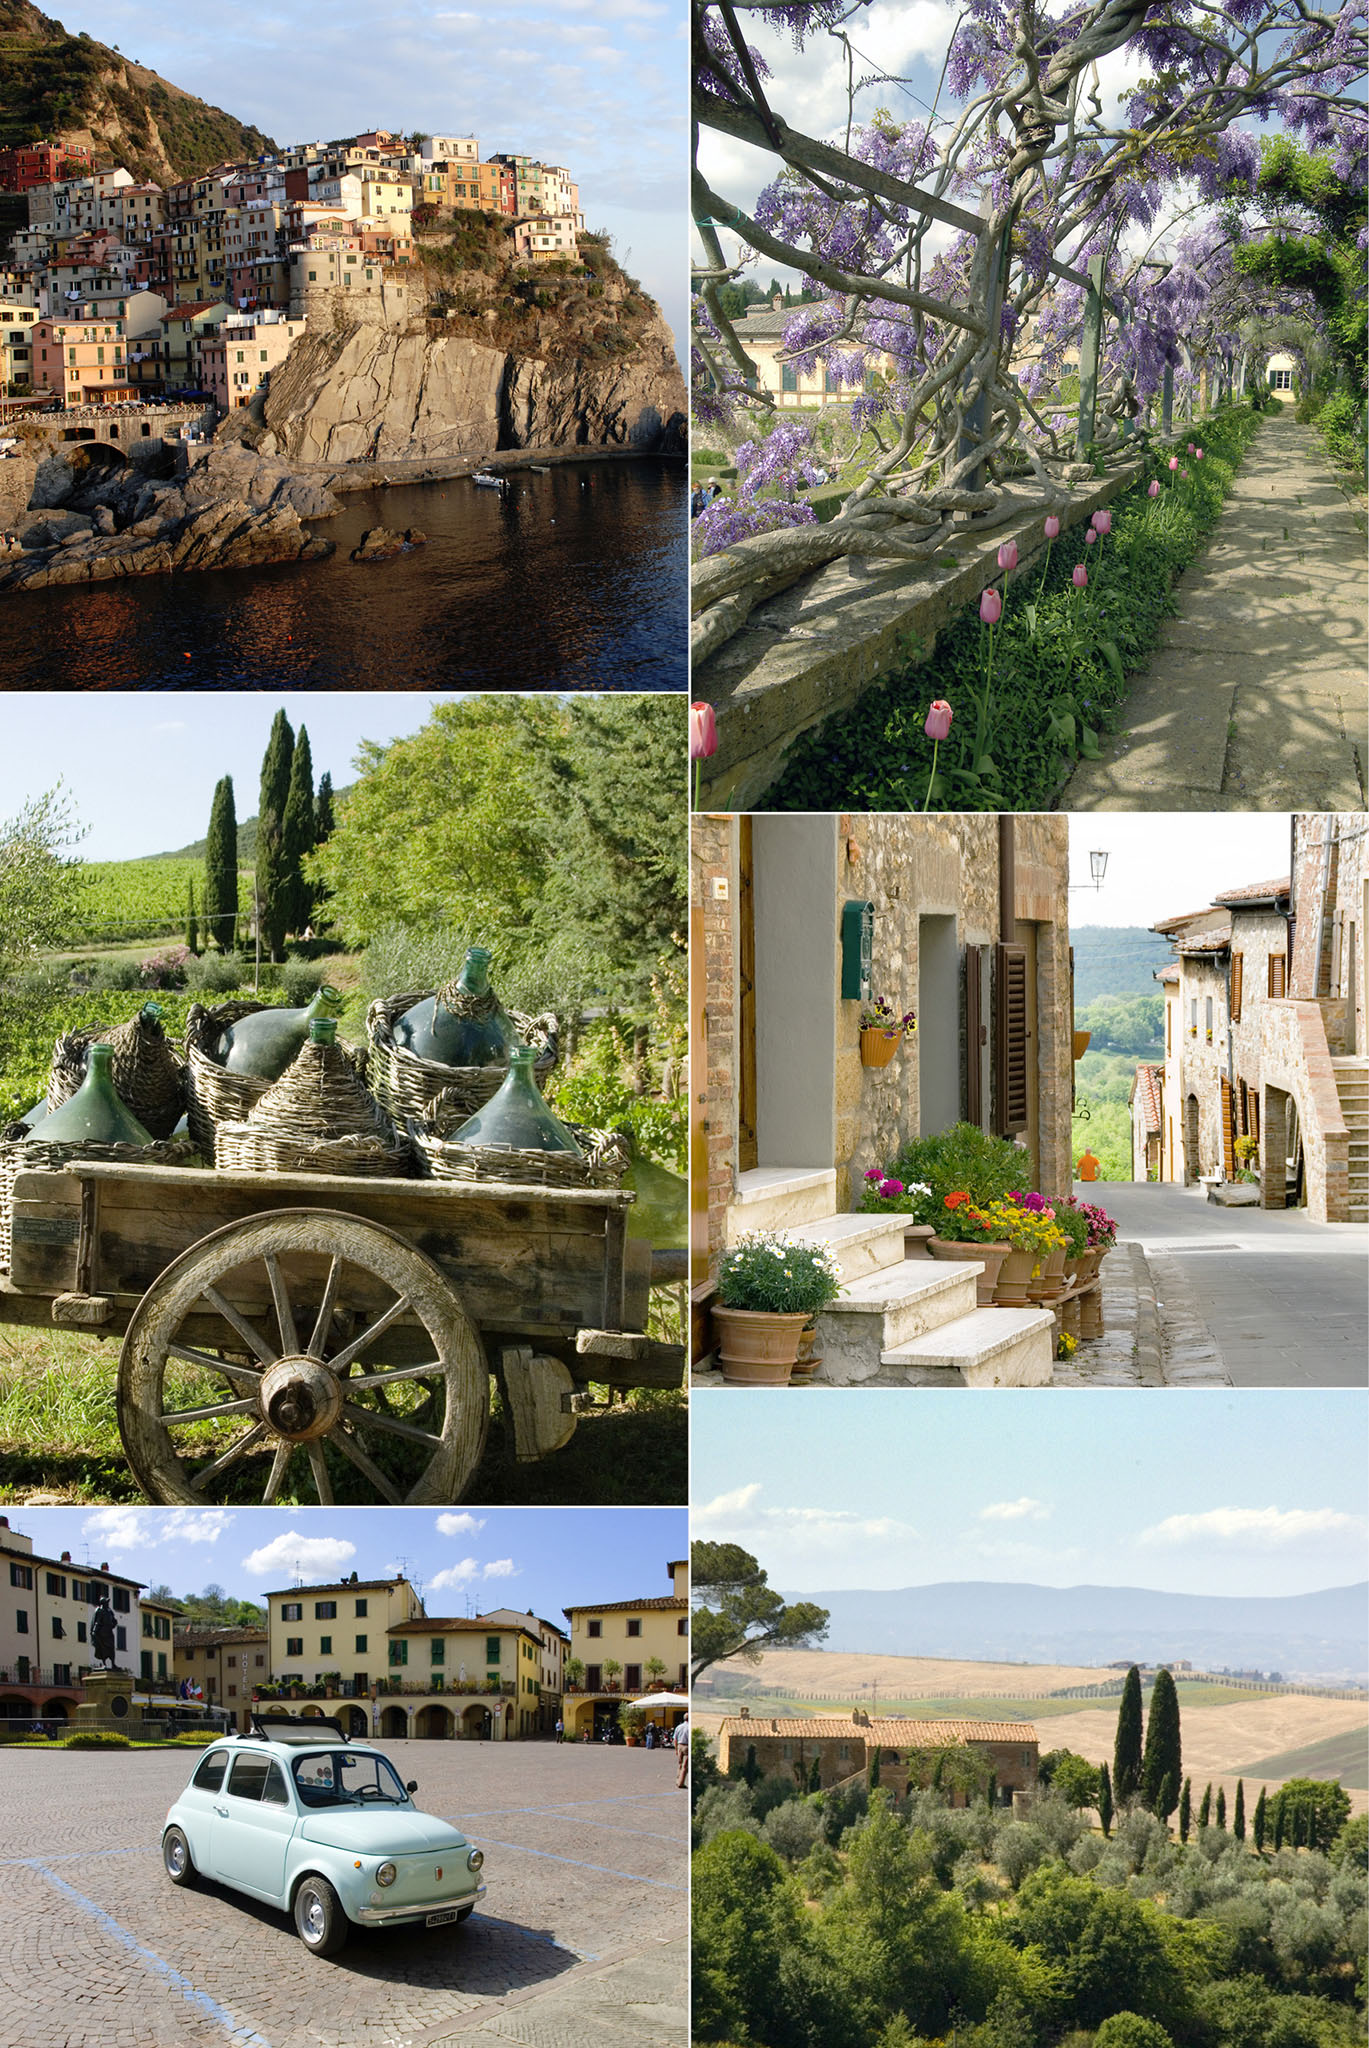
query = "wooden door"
xmin=737 ymin=814 xmax=758 ymax=1172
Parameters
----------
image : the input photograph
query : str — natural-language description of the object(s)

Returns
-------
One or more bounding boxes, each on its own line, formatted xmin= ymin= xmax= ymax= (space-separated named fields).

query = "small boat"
xmin=472 ymin=471 xmax=507 ymax=491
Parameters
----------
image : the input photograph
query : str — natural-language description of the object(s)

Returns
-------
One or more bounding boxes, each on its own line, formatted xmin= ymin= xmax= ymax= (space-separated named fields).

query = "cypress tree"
xmin=1253 ymin=1787 xmax=1267 ymax=1852
xmin=1097 ymin=1760 xmax=1113 ymax=1839
xmin=986 ymin=1771 xmax=997 ymax=1813
xmin=1198 ymin=1783 xmax=1212 ymax=1829
xmin=1215 ymin=1786 xmax=1227 ymax=1829
xmin=204 ymin=776 xmax=238 ymax=953
xmin=314 ymin=771 xmax=335 ymax=842
xmin=1141 ymin=1669 xmax=1182 ymax=1814
xmin=1179 ymin=1777 xmax=1192 ymax=1844
xmin=256 ymin=710 xmax=294 ymax=961
xmin=185 ymin=877 xmax=198 ymax=956
xmin=1234 ymin=1779 xmax=1246 ymax=1841
xmin=868 ymin=1747 xmax=881 ymax=1790
xmin=1272 ymin=1795 xmax=1284 ymax=1851
xmin=1158 ymin=1771 xmax=1178 ymax=1827
xmin=808 ymin=1754 xmax=821 ymax=1794
xmin=281 ymin=722 xmax=315 ymax=939
xmin=1113 ymin=1666 xmax=1144 ymax=1808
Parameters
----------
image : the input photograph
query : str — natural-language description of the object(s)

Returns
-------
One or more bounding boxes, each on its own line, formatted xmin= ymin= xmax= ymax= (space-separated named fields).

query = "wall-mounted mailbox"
xmin=840 ymin=899 xmax=874 ymax=1002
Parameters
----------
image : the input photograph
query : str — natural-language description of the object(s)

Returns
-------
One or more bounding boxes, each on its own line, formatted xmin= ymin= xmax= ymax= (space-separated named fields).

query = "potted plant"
xmin=712 ymin=1231 xmax=842 ymax=1385
xmin=891 ymin=1123 xmax=1029 ymax=1214
xmin=859 ymin=997 xmax=916 ymax=1068
xmin=1234 ymin=1134 xmax=1260 ymax=1184
xmin=621 ymin=1705 xmax=645 ymax=1746
xmin=645 ymin=1658 xmax=667 ymax=1689
xmin=602 ymin=1659 xmax=622 ymax=1693
xmin=984 ymin=1199 xmax=1066 ymax=1305
xmin=925 ymin=1192 xmax=1013 ymax=1304
xmin=858 ymin=1170 xmax=937 ymax=1257
xmin=1070 ymin=1197 xmax=1118 ymax=1266
xmin=1053 ymin=1200 xmax=1092 ymax=1286
xmin=564 ymin=1658 xmax=585 ymax=1693
xmin=1008 ymin=1193 xmax=1070 ymax=1303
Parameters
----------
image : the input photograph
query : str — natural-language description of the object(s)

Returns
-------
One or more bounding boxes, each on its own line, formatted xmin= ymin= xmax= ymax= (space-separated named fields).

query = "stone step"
xmin=813 ymin=1260 xmax=980 ymax=1383
xmin=782 ymin=1210 xmax=910 ymax=1284
xmin=878 ymin=1306 xmax=1057 ymax=1388
xmin=727 ymin=1167 xmax=837 ymax=1241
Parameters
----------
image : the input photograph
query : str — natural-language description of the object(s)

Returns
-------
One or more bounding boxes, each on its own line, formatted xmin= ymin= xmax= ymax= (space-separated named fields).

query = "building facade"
xmin=715 ymin=1711 xmax=1040 ymax=1805
xmin=561 ymin=1560 xmax=688 ymax=1739
xmin=199 ymin=311 xmax=305 ymax=409
xmin=0 ymin=1515 xmax=161 ymax=1725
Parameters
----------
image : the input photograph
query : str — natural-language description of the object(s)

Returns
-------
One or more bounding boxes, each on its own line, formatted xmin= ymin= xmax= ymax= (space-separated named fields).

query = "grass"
xmin=1235 ymin=1729 xmax=1369 ymax=1789
xmin=764 ymin=403 xmax=1264 ymax=812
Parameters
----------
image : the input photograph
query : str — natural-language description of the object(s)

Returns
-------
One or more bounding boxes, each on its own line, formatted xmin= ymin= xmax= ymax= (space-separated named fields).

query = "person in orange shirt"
xmin=1078 ymin=1149 xmax=1100 ymax=1182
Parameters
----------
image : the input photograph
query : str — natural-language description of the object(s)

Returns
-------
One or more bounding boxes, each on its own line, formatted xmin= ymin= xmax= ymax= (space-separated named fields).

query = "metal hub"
xmin=259 ymin=1355 xmax=344 ymax=1441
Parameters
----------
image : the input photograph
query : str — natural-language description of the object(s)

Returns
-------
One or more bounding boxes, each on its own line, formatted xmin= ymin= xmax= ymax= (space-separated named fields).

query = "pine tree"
xmin=1113 ymin=1666 xmax=1144 ymax=1808
xmin=256 ymin=710 xmax=294 ymax=961
xmin=1097 ymin=1761 xmax=1113 ymax=1839
xmin=1198 ymin=1783 xmax=1212 ymax=1829
xmin=1234 ymin=1779 xmax=1246 ymax=1841
xmin=281 ymin=722 xmax=315 ymax=939
xmin=1215 ymin=1786 xmax=1227 ymax=1829
xmin=185 ymin=877 xmax=198 ymax=956
xmin=1253 ymin=1787 xmax=1267 ymax=1852
xmin=1179 ymin=1777 xmax=1192 ymax=1844
xmin=204 ymin=776 xmax=238 ymax=953
xmin=314 ymin=771 xmax=335 ymax=842
xmin=1141 ymin=1668 xmax=1182 ymax=1815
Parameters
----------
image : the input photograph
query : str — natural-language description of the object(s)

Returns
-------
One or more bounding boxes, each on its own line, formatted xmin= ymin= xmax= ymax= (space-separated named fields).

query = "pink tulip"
xmin=1187 ymin=442 xmax=1195 ymax=454
xmin=997 ymin=540 xmax=1018 ymax=573
xmin=1044 ymin=515 xmax=1060 ymax=539
xmin=979 ymin=586 xmax=1002 ymax=625
xmin=689 ymin=701 xmax=717 ymax=760
xmin=1195 ymin=448 xmax=1204 ymax=460
xmin=1091 ymin=509 xmax=1112 ymax=536
xmin=1180 ymin=467 xmax=1189 ymax=479
xmin=924 ymin=700 xmax=953 ymax=742
xmin=1148 ymin=480 xmax=1161 ymax=497
xmin=1072 ymin=565 xmax=1088 ymax=588
xmin=1084 ymin=527 xmax=1096 ymax=545
xmin=1168 ymin=456 xmax=1179 ymax=471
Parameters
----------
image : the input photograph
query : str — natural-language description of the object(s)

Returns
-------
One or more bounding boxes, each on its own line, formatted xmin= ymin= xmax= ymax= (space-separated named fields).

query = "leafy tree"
xmin=1271 ymin=1779 xmax=1352 ymax=1855
xmin=1216 ymin=1787 xmax=1227 ymax=1830
xmin=0 ymin=785 xmax=87 ymax=970
xmin=1041 ymin=1749 xmax=1101 ymax=1812
xmin=1252 ymin=1786 xmax=1267 ymax=1853
xmin=1094 ymin=2017 xmax=1175 ymax=2048
xmin=1332 ymin=1810 xmax=1366 ymax=1870
xmin=204 ymin=776 xmax=238 ymax=953
xmin=1141 ymin=1670 xmax=1182 ymax=1818
xmin=255 ymin=710 xmax=294 ymax=961
xmin=1009 ymin=1865 xmax=1197 ymax=2036
xmin=1179 ymin=1778 xmax=1192 ymax=1845
xmin=1233 ymin=137 xmax=1368 ymax=383
xmin=281 ymin=722 xmax=315 ymax=940
xmin=1098 ymin=1759 xmax=1113 ymax=1839
xmin=1233 ymin=1779 xmax=1246 ymax=1842
xmin=1114 ymin=1667 xmax=1144 ymax=1809
xmin=690 ymin=1542 xmax=829 ymax=1680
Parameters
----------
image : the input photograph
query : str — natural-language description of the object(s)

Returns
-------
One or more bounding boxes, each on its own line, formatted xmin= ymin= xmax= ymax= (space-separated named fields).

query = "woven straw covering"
xmin=184 ymin=1001 xmax=367 ymax=1158
xmin=0 ymin=1136 xmax=198 ymax=1271
xmin=409 ymin=1096 xmax=629 ymax=1189
xmin=215 ymin=1034 xmax=411 ymax=1179
xmin=366 ymin=992 xmax=557 ymax=1127
xmin=47 ymin=1010 xmax=187 ymax=1140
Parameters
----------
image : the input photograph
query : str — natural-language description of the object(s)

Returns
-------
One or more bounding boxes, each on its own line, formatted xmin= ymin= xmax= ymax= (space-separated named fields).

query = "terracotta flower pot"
xmin=928 ymin=1235 xmax=1011 ymax=1306
xmin=711 ymin=1305 xmax=808 ymax=1385
xmin=992 ymin=1247 xmax=1036 ymax=1306
xmin=1027 ymin=1242 xmax=1069 ymax=1304
xmin=790 ymin=1321 xmax=822 ymax=1381
xmin=902 ymin=1223 xmax=936 ymax=1260
xmin=860 ymin=1028 xmax=900 ymax=1069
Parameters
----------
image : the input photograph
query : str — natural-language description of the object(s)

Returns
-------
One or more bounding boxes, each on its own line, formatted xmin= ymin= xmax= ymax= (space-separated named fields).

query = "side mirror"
xmin=406 ymin=1780 xmax=418 ymax=1793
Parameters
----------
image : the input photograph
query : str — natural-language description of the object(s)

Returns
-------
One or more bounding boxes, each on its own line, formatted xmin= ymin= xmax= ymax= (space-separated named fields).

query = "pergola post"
xmin=1075 ymin=255 xmax=1105 ymax=456
xmin=956 ymin=213 xmax=1012 ymax=496
xmin=1162 ymin=362 xmax=1174 ymax=437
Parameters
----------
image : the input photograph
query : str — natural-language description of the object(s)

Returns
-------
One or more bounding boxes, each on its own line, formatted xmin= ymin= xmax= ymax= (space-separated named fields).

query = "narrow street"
xmin=1063 ymin=1180 xmax=1367 ymax=1388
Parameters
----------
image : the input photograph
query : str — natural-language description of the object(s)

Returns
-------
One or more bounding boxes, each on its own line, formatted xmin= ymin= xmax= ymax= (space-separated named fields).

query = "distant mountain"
xmin=1072 ymin=926 xmax=1177 ymax=1006
xmin=779 ymin=1581 xmax=1369 ymax=1682
xmin=155 ymin=816 xmax=259 ymax=862
xmin=0 ymin=0 xmax=274 ymax=191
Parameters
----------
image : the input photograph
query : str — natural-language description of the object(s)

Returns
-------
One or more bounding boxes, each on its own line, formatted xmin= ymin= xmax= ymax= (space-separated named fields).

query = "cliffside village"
xmin=0 ymin=130 xmax=584 ymax=417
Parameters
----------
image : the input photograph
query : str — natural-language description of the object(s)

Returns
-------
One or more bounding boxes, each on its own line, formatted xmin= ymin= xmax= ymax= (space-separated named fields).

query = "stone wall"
xmin=1259 ymin=1000 xmax=1350 ymax=1223
xmin=1293 ymin=812 xmax=1367 ymax=1055
xmin=693 ymin=815 xmax=739 ymax=1280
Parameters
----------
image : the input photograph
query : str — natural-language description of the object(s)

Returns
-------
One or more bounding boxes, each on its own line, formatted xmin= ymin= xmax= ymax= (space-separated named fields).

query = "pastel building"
xmin=199 ymin=311 xmax=305 ymax=409
xmin=512 ymin=214 xmax=580 ymax=264
xmin=0 ymin=1514 xmax=169 ymax=1726
xmin=32 ymin=304 xmax=135 ymax=403
xmin=2 ymin=303 xmax=39 ymax=389
xmin=561 ymin=1559 xmax=689 ymax=1739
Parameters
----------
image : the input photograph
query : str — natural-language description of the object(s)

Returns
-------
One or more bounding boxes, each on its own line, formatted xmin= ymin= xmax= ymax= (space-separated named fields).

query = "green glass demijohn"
xmin=31 ymin=1043 xmax=152 ymax=1147
xmin=217 ymin=984 xmax=344 ymax=1080
xmin=394 ymin=947 xmax=515 ymax=1066
xmin=452 ymin=1047 xmax=582 ymax=1155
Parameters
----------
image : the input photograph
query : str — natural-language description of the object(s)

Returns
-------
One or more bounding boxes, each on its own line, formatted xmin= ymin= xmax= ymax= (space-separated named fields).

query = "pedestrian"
xmin=674 ymin=1717 xmax=690 ymax=1790
xmin=644 ymin=1722 xmax=656 ymax=1750
xmin=555 ymin=1717 xmax=563 ymax=1743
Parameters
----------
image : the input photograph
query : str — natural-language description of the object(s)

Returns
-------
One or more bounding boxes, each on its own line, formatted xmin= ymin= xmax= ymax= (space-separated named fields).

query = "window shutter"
xmin=965 ymin=946 xmax=983 ymax=1126
xmin=1231 ymin=952 xmax=1242 ymax=1020
xmin=1220 ymin=1076 xmax=1235 ymax=1177
xmin=994 ymin=942 xmax=1029 ymax=1135
xmin=1268 ymin=953 xmax=1286 ymax=998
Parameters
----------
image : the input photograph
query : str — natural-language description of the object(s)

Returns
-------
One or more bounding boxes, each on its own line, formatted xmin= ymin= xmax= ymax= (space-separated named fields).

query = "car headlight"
xmin=467 ymin=1849 xmax=484 ymax=1872
xmin=375 ymin=1862 xmax=397 ymax=1887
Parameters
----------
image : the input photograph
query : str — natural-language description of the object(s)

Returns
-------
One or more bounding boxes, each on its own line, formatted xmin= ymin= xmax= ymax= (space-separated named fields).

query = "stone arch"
xmin=461 ymin=1702 xmax=492 ymax=1740
xmin=0 ymin=1696 xmax=34 ymax=1719
xmin=39 ymin=1698 xmax=69 ymax=1722
xmin=341 ymin=1704 xmax=368 ymax=1738
xmin=417 ymin=1703 xmax=454 ymax=1740
xmin=380 ymin=1704 xmax=409 ymax=1741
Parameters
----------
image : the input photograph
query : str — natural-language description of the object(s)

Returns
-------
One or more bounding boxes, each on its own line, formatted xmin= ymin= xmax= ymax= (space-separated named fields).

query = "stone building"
xmin=0 ymin=1514 xmax=167 ymax=1727
xmin=173 ymin=1624 xmax=270 ymax=1725
xmin=715 ymin=1710 xmax=1039 ymax=1805
xmin=1129 ymin=1062 xmax=1163 ymax=1180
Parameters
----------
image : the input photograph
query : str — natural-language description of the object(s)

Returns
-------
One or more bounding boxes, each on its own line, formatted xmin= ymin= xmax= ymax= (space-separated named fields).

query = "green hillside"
xmin=1072 ymin=925 xmax=1176 ymax=1005
xmin=1237 ymin=1729 xmax=1369 ymax=1790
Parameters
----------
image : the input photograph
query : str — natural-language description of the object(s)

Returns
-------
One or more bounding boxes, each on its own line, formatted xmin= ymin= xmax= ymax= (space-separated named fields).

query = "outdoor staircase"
xmin=729 ymin=1173 xmax=1055 ymax=1387
xmin=1330 ymin=1059 xmax=1369 ymax=1223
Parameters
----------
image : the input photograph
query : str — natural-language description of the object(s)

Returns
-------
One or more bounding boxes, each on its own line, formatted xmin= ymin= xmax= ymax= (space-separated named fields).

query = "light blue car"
xmin=161 ymin=1715 xmax=486 ymax=1957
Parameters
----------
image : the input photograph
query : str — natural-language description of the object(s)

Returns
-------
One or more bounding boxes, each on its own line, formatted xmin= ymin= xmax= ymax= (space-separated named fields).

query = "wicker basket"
xmin=47 ymin=1009 xmax=187 ymax=1140
xmin=184 ymin=1001 xmax=367 ymax=1159
xmin=366 ymin=992 xmax=557 ymax=1127
xmin=408 ymin=1103 xmax=630 ymax=1190
xmin=214 ymin=1128 xmax=412 ymax=1178
xmin=0 ymin=1136 xmax=198 ymax=1271
xmin=215 ymin=1033 xmax=411 ymax=1179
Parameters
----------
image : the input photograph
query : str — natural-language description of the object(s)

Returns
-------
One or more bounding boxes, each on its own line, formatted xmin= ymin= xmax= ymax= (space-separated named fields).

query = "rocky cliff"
xmin=257 ymin=306 xmax=687 ymax=466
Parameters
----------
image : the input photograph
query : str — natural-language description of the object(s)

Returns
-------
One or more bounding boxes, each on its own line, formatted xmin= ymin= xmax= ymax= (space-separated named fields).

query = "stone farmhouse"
xmin=716 ymin=1709 xmax=1040 ymax=1806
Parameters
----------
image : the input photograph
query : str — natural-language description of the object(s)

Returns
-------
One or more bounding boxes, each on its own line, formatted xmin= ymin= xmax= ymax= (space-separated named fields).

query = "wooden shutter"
xmin=994 ymin=942 xmax=1029 ymax=1135
xmin=1268 ymin=953 xmax=1286 ymax=998
xmin=1220 ymin=1076 xmax=1235 ymax=1177
xmin=1231 ymin=952 xmax=1242 ymax=1020
xmin=965 ymin=946 xmax=983 ymax=1126
xmin=737 ymin=816 xmax=757 ymax=1172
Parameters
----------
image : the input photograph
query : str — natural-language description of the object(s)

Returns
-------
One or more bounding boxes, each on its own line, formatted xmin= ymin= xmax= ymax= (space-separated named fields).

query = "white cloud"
xmin=240 ymin=1531 xmax=357 ymax=1578
xmin=692 ymin=1483 xmax=918 ymax=1553
xmin=1139 ymin=1507 xmax=1365 ymax=1549
xmin=430 ymin=1558 xmax=480 ymax=1589
xmin=978 ymin=1498 xmax=1052 ymax=1522
xmin=83 ymin=1507 xmax=231 ymax=1550
xmin=436 ymin=1512 xmax=485 ymax=1537
xmin=483 ymin=1558 xmax=518 ymax=1578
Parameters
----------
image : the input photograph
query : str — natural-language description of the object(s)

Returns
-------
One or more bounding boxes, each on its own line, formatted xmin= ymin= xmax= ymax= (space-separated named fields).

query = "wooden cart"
xmin=0 ymin=1159 xmax=684 ymax=1505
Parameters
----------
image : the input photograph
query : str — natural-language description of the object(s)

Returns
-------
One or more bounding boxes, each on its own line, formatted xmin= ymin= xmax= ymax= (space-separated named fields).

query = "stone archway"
xmin=380 ymin=1704 xmax=409 ymax=1740
xmin=461 ymin=1702 xmax=492 ymax=1741
xmin=418 ymin=1703 xmax=454 ymax=1740
xmin=39 ymin=1699 xmax=69 ymax=1722
xmin=342 ymin=1704 xmax=368 ymax=1738
xmin=0 ymin=1697 xmax=34 ymax=1720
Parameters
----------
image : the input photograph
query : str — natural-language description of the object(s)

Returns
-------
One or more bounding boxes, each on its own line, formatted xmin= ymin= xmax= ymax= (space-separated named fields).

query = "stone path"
xmin=1064 ymin=410 xmax=1367 ymax=810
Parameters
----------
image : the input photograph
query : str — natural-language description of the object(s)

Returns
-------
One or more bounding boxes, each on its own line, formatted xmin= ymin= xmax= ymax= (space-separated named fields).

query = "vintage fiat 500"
xmin=161 ymin=1715 xmax=486 ymax=1956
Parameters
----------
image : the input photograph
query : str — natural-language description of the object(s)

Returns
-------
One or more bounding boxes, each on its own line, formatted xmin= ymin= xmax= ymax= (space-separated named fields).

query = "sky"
xmin=1068 ymin=814 xmax=1293 ymax=931
xmin=691 ymin=1389 xmax=1369 ymax=1600
xmin=59 ymin=1 xmax=688 ymax=358
xmin=8 ymin=1505 xmax=686 ymax=1618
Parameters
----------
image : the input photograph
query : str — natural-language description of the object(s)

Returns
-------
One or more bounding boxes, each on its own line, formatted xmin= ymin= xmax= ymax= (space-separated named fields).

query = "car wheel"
xmin=294 ymin=1876 xmax=348 ymax=1957
xmin=163 ymin=1827 xmax=198 ymax=1887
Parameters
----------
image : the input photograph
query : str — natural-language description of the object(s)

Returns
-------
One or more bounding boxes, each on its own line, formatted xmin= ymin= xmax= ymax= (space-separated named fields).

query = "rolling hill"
xmin=1071 ymin=925 xmax=1178 ymax=1006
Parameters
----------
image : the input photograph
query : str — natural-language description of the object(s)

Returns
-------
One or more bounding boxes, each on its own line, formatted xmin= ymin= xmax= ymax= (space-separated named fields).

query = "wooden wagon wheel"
xmin=118 ymin=1209 xmax=488 ymax=1506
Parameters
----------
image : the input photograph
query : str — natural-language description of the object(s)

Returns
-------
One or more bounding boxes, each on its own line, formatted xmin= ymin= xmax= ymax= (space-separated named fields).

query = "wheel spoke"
xmin=189 ymin=1421 xmax=270 ymax=1494
xmin=160 ymin=1395 xmax=260 ymax=1425
xmin=323 ymin=1423 xmax=403 ymax=1505
xmin=341 ymin=1400 xmax=443 ymax=1448
xmin=264 ymin=1254 xmax=299 ymax=1358
xmin=168 ymin=1343 xmax=262 ymax=1394
xmin=306 ymin=1440 xmax=334 ymax=1505
xmin=308 ymin=1256 xmax=344 ymax=1359
xmin=344 ymin=1361 xmax=443 ymax=1394
xmin=261 ymin=1441 xmax=293 ymax=1504
xmin=326 ymin=1295 xmax=413 ymax=1374
xmin=201 ymin=1285 xmax=278 ymax=1367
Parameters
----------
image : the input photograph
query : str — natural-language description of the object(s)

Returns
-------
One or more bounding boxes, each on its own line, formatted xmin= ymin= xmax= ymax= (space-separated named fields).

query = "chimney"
xmin=101 ymin=1563 xmax=108 ymax=1573
xmin=62 ymin=1551 xmax=71 ymax=1563
xmin=771 ymin=292 xmax=783 ymax=310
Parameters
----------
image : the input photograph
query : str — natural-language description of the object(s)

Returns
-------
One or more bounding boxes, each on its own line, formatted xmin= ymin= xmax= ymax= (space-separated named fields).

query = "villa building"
xmin=715 ymin=1709 xmax=1040 ymax=1805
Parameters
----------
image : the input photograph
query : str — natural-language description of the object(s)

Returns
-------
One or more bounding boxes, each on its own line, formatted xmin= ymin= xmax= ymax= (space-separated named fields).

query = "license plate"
xmin=426 ymin=1908 xmax=459 ymax=1926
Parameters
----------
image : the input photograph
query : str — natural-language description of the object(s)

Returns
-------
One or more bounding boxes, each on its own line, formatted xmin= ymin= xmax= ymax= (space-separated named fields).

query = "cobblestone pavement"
xmin=0 ymin=1741 xmax=687 ymax=2048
